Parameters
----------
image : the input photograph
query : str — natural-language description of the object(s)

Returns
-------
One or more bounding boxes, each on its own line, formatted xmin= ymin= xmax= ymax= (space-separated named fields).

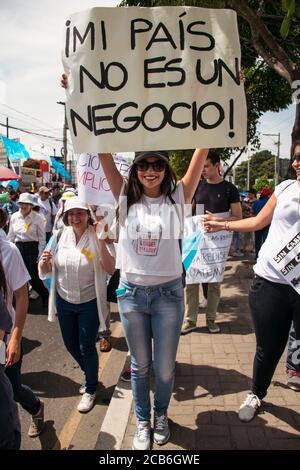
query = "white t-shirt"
xmin=254 ymin=180 xmax=300 ymax=283
xmin=8 ymin=210 xmax=46 ymax=257
xmin=116 ymin=182 xmax=185 ymax=285
xmin=0 ymin=234 xmax=31 ymax=340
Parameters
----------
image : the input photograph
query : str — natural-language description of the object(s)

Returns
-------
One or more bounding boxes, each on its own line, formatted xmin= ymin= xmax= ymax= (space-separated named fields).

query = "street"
xmin=19 ymin=301 xmax=128 ymax=450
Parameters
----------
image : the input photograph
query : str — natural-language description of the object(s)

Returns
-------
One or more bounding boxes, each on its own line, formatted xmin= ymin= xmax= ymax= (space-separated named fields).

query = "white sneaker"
xmin=199 ymin=299 xmax=208 ymax=308
xmin=153 ymin=412 xmax=170 ymax=445
xmin=29 ymin=289 xmax=39 ymax=300
xmin=132 ymin=421 xmax=151 ymax=450
xmin=238 ymin=392 xmax=261 ymax=422
xmin=77 ymin=392 xmax=96 ymax=413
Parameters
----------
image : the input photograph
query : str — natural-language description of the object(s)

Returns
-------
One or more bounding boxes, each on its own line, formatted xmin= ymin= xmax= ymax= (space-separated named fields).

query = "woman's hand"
xmin=6 ymin=337 xmax=21 ymax=367
xmin=204 ymin=220 xmax=225 ymax=233
xmin=40 ymin=250 xmax=53 ymax=272
xmin=61 ymin=73 xmax=69 ymax=89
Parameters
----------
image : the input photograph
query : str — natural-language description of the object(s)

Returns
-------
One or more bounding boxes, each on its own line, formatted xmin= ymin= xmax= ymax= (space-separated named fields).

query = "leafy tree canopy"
xmin=234 ymin=150 xmax=276 ymax=190
xmin=119 ymin=0 xmax=300 ymax=173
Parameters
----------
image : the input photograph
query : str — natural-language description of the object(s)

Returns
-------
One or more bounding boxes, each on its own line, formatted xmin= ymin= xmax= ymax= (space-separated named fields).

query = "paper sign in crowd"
xmin=62 ymin=6 xmax=247 ymax=153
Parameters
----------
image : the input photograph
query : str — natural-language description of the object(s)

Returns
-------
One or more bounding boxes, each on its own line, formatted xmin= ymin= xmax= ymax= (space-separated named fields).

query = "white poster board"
xmin=77 ymin=153 xmax=130 ymax=206
xmin=186 ymin=212 xmax=233 ymax=284
xmin=269 ymin=224 xmax=300 ymax=294
xmin=62 ymin=6 xmax=247 ymax=153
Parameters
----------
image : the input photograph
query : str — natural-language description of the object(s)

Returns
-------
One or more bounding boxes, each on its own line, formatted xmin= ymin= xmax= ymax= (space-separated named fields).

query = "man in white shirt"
xmin=38 ymin=186 xmax=58 ymax=242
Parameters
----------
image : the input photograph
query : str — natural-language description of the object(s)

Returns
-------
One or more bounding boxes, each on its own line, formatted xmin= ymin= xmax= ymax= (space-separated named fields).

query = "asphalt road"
xmin=18 ymin=299 xmax=127 ymax=450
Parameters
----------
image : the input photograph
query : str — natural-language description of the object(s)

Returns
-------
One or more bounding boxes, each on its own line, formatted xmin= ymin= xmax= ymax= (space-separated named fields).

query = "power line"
xmin=0 ymin=121 xmax=63 ymax=142
xmin=0 ymin=102 xmax=64 ymax=132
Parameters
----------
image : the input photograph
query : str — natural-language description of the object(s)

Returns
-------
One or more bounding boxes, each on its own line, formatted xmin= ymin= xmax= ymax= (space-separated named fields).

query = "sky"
xmin=0 ymin=0 xmax=295 ymax=166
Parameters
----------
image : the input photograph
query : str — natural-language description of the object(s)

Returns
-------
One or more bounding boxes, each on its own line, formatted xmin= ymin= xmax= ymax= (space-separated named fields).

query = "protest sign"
xmin=77 ymin=152 xmax=130 ymax=206
xmin=185 ymin=212 xmax=232 ymax=284
xmin=62 ymin=6 xmax=247 ymax=153
xmin=182 ymin=216 xmax=204 ymax=272
xmin=269 ymin=223 xmax=300 ymax=294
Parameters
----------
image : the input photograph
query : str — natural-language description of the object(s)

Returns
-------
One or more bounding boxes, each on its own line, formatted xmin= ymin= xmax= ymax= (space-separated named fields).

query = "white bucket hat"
xmin=63 ymin=196 xmax=89 ymax=213
xmin=18 ymin=193 xmax=34 ymax=205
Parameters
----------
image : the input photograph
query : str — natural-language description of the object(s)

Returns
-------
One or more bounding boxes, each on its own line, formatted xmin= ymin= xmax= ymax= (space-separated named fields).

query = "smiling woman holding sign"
xmin=205 ymin=142 xmax=300 ymax=422
xmin=98 ymin=148 xmax=207 ymax=450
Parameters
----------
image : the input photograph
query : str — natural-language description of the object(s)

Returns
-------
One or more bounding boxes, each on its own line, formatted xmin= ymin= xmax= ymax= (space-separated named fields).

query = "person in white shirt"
xmin=0 ymin=208 xmax=45 ymax=439
xmin=205 ymin=142 xmax=300 ymax=424
xmin=37 ymin=186 xmax=58 ymax=242
xmin=98 ymin=148 xmax=208 ymax=450
xmin=8 ymin=192 xmax=49 ymax=306
xmin=39 ymin=197 xmax=115 ymax=413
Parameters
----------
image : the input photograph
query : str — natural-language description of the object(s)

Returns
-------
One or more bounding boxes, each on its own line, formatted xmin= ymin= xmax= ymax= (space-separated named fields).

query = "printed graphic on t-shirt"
xmin=133 ymin=221 xmax=162 ymax=256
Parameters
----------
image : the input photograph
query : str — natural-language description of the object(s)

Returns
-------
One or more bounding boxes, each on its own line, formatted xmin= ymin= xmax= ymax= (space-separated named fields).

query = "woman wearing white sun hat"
xmin=8 ymin=193 xmax=48 ymax=305
xmin=39 ymin=197 xmax=115 ymax=413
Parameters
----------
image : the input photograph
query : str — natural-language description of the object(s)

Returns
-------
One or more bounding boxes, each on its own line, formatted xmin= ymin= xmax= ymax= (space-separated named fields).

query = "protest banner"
xmin=269 ymin=223 xmax=300 ymax=294
xmin=62 ymin=6 xmax=247 ymax=153
xmin=182 ymin=216 xmax=204 ymax=272
xmin=77 ymin=152 xmax=130 ymax=206
xmin=185 ymin=212 xmax=232 ymax=284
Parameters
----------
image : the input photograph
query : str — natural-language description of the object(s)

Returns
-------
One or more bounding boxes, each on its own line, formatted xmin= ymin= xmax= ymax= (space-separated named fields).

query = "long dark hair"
xmin=0 ymin=258 xmax=7 ymax=302
xmin=126 ymin=163 xmax=177 ymax=210
xmin=286 ymin=138 xmax=300 ymax=180
xmin=117 ymin=161 xmax=177 ymax=226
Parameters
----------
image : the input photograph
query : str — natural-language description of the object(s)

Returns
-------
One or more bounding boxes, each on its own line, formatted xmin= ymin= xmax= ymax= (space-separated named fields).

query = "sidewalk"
xmin=97 ymin=258 xmax=300 ymax=450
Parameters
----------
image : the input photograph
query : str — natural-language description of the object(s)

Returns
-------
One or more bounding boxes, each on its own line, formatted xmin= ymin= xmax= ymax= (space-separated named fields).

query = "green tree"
xmin=253 ymin=175 xmax=275 ymax=193
xmin=234 ymin=150 xmax=276 ymax=190
xmin=120 ymin=0 xmax=300 ymax=169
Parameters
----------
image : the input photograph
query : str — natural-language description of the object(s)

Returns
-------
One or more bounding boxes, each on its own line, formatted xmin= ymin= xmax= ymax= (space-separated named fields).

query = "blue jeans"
xmin=249 ymin=275 xmax=300 ymax=399
xmin=233 ymin=231 xmax=241 ymax=253
xmin=118 ymin=277 xmax=184 ymax=421
xmin=5 ymin=341 xmax=41 ymax=415
xmin=56 ymin=293 xmax=100 ymax=394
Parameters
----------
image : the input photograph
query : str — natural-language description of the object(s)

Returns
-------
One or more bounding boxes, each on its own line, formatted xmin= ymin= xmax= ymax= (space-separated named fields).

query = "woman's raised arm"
xmin=181 ymin=148 xmax=208 ymax=204
xmin=98 ymin=153 xmax=124 ymax=201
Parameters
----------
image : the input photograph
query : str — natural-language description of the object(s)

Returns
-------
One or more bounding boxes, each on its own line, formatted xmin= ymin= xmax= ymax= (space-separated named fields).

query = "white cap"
xmin=18 ymin=193 xmax=34 ymax=205
xmin=63 ymin=196 xmax=89 ymax=213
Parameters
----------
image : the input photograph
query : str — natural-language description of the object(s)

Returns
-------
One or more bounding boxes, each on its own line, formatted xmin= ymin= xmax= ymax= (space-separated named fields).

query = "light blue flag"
xmin=1 ymin=179 xmax=19 ymax=190
xmin=50 ymin=157 xmax=71 ymax=181
xmin=1 ymin=136 xmax=30 ymax=160
xmin=39 ymin=233 xmax=58 ymax=291
xmin=182 ymin=230 xmax=203 ymax=272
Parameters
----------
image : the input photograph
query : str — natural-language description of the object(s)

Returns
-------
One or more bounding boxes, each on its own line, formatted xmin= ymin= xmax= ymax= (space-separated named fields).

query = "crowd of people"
xmin=0 ymin=144 xmax=299 ymax=450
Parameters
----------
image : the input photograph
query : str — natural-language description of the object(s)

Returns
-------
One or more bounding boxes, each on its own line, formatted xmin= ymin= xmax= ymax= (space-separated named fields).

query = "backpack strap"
xmin=168 ymin=192 xmax=186 ymax=287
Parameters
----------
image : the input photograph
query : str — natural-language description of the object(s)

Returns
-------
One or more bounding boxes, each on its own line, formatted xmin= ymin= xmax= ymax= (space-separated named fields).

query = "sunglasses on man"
xmin=135 ymin=160 xmax=167 ymax=172
xmin=292 ymin=152 xmax=300 ymax=162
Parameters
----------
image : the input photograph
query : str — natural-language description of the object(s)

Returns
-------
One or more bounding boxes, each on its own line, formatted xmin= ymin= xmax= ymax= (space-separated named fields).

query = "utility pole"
xmin=247 ymin=147 xmax=250 ymax=190
xmin=6 ymin=117 xmax=10 ymax=168
xmin=262 ymin=133 xmax=280 ymax=185
xmin=56 ymin=101 xmax=68 ymax=178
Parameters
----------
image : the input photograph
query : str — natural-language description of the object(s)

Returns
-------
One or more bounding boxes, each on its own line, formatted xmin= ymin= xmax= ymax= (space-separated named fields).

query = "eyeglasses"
xmin=292 ymin=152 xmax=300 ymax=162
xmin=135 ymin=160 xmax=167 ymax=172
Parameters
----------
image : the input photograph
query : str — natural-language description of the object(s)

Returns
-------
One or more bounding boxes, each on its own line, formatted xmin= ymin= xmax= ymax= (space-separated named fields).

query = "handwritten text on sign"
xmin=62 ymin=6 xmax=247 ymax=153
xmin=77 ymin=153 xmax=130 ymax=206
xmin=186 ymin=212 xmax=233 ymax=284
xmin=269 ymin=224 xmax=300 ymax=294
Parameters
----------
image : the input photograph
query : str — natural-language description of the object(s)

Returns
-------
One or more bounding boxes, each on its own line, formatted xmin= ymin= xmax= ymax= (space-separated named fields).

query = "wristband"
xmin=224 ymin=221 xmax=232 ymax=232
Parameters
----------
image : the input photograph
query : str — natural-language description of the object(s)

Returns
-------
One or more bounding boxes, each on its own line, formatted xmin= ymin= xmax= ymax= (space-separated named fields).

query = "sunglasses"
xmin=292 ymin=152 xmax=300 ymax=162
xmin=135 ymin=160 xmax=167 ymax=172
